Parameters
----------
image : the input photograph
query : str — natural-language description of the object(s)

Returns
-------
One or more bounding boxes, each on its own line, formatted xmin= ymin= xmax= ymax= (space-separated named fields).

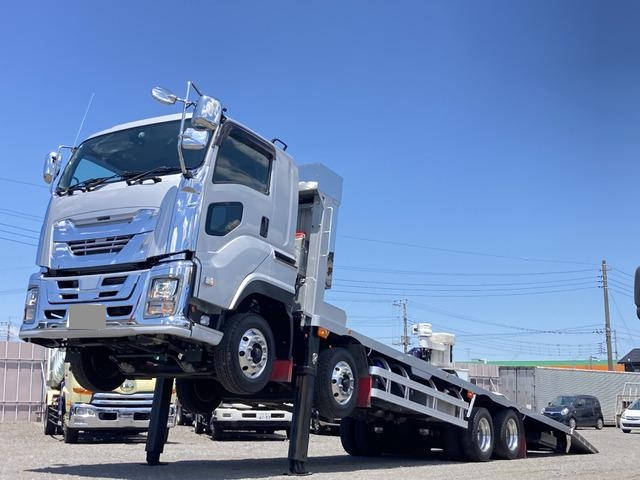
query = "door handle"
xmin=260 ymin=216 xmax=269 ymax=238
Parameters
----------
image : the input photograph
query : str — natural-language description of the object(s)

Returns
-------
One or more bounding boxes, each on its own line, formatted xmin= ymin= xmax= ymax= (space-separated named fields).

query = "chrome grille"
xmin=90 ymin=392 xmax=154 ymax=409
xmin=67 ymin=235 xmax=133 ymax=256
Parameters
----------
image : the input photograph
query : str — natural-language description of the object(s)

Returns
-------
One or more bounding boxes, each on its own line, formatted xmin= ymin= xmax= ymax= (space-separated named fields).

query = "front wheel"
xmin=568 ymin=417 xmax=577 ymax=430
xmin=622 ymin=429 xmax=631 ymax=434
xmin=68 ymin=347 xmax=125 ymax=392
xmin=314 ymin=348 xmax=359 ymax=420
xmin=43 ymin=404 xmax=58 ymax=436
xmin=214 ymin=312 xmax=276 ymax=395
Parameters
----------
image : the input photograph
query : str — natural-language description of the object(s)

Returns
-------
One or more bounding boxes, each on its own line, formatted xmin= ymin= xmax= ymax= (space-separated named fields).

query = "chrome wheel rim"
xmin=505 ymin=418 xmax=519 ymax=451
xmin=331 ymin=360 xmax=355 ymax=405
xmin=477 ymin=417 xmax=492 ymax=453
xmin=238 ymin=328 xmax=268 ymax=379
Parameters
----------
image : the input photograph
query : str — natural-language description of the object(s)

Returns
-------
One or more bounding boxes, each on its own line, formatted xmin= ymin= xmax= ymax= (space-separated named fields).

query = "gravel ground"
xmin=0 ymin=423 xmax=638 ymax=480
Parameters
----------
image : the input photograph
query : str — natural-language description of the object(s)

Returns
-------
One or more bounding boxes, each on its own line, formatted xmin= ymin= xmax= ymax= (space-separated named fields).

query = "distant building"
xmin=618 ymin=349 xmax=640 ymax=372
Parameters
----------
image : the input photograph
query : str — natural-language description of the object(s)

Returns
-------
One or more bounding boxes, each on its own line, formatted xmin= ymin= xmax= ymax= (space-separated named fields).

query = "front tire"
xmin=314 ymin=348 xmax=359 ymax=420
xmin=214 ymin=312 xmax=276 ymax=395
xmin=43 ymin=404 xmax=58 ymax=436
xmin=568 ymin=417 xmax=577 ymax=430
xmin=175 ymin=378 xmax=222 ymax=415
xmin=68 ymin=347 xmax=125 ymax=392
xmin=622 ymin=429 xmax=631 ymax=434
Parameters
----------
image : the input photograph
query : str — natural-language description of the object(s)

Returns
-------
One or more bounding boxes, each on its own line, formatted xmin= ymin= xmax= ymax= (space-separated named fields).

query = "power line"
xmin=0 ymin=222 xmax=40 ymax=234
xmin=0 ymin=177 xmax=48 ymax=189
xmin=0 ymin=229 xmax=39 ymax=240
xmin=330 ymin=286 xmax=596 ymax=298
xmin=612 ymin=268 xmax=634 ymax=278
xmin=0 ymin=236 xmax=38 ymax=247
xmin=0 ymin=209 xmax=43 ymax=222
xmin=335 ymin=265 xmax=598 ymax=277
xmin=332 ymin=280 xmax=596 ymax=293
xmin=334 ymin=276 xmax=597 ymax=288
xmin=338 ymin=234 xmax=598 ymax=266
xmin=609 ymin=288 xmax=633 ymax=299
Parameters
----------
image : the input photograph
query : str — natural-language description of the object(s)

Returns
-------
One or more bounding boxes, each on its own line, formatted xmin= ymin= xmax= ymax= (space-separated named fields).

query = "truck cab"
xmin=21 ymin=82 xmax=344 ymax=413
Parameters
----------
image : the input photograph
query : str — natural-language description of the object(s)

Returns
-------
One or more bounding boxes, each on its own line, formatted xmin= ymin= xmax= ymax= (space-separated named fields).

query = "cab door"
xmin=193 ymin=123 xmax=276 ymax=309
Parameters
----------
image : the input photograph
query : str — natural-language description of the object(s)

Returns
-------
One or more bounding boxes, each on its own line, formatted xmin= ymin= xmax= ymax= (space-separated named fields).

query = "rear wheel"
xmin=214 ymin=313 xmax=276 ymax=395
xmin=595 ymin=417 xmax=604 ymax=430
xmin=339 ymin=416 xmax=382 ymax=457
xmin=493 ymin=409 xmax=523 ymax=460
xmin=43 ymin=403 xmax=58 ymax=436
xmin=460 ymin=407 xmax=494 ymax=462
xmin=69 ymin=347 xmax=125 ymax=392
xmin=175 ymin=378 xmax=222 ymax=415
xmin=314 ymin=348 xmax=359 ymax=420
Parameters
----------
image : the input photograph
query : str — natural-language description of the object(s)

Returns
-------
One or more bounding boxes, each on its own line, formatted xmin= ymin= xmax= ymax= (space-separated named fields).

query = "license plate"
xmin=67 ymin=304 xmax=106 ymax=330
xmin=257 ymin=412 xmax=271 ymax=421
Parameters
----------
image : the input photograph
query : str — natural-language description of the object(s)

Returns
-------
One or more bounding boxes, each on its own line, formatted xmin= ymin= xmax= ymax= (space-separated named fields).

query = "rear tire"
xmin=68 ymin=347 xmax=125 ymax=392
xmin=622 ymin=429 xmax=631 ymax=434
xmin=194 ymin=414 xmax=207 ymax=434
xmin=339 ymin=416 xmax=381 ymax=457
xmin=314 ymin=348 xmax=359 ymax=420
xmin=214 ymin=312 xmax=276 ymax=395
xmin=175 ymin=378 xmax=222 ymax=415
xmin=43 ymin=404 xmax=57 ymax=436
xmin=595 ymin=417 xmax=604 ymax=430
xmin=460 ymin=407 xmax=494 ymax=462
xmin=493 ymin=409 xmax=523 ymax=460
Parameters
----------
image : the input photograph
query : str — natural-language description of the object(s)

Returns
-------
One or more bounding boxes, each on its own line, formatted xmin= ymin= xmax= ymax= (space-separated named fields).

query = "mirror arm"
xmin=176 ymin=82 xmax=193 ymax=179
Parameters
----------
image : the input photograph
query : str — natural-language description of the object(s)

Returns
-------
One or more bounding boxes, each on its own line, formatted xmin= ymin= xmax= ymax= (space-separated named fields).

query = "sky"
xmin=0 ymin=1 xmax=639 ymax=360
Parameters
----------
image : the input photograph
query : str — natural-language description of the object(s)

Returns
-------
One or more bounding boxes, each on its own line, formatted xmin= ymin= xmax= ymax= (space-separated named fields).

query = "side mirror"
xmin=151 ymin=86 xmax=177 ymax=105
xmin=192 ymin=95 xmax=222 ymax=130
xmin=181 ymin=128 xmax=209 ymax=151
xmin=43 ymin=151 xmax=61 ymax=184
xmin=635 ymin=267 xmax=640 ymax=319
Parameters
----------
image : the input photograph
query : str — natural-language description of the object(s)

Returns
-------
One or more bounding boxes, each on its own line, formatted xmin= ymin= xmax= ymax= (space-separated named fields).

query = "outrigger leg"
xmin=287 ymin=327 xmax=319 ymax=475
xmin=145 ymin=376 xmax=174 ymax=466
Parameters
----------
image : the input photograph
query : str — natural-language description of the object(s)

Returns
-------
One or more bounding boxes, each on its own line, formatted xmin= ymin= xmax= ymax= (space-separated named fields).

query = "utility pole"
xmin=393 ymin=299 xmax=410 ymax=353
xmin=601 ymin=260 xmax=614 ymax=371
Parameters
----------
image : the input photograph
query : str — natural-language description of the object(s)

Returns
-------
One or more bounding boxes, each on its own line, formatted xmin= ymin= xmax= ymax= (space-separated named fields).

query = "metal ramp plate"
xmin=369 ymin=366 xmax=469 ymax=428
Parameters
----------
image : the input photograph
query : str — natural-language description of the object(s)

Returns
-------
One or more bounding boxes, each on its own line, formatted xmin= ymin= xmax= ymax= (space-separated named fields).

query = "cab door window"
xmin=213 ymin=127 xmax=273 ymax=194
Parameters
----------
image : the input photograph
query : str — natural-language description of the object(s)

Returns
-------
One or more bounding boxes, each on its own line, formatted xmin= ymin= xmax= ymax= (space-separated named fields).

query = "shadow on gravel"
xmin=27 ymin=453 xmax=466 ymax=479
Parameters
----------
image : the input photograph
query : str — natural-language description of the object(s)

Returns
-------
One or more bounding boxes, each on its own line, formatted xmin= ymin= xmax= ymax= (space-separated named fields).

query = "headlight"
xmin=561 ymin=407 xmax=570 ymax=415
xmin=73 ymin=406 xmax=95 ymax=416
xmin=145 ymin=277 xmax=179 ymax=317
xmin=23 ymin=287 xmax=38 ymax=323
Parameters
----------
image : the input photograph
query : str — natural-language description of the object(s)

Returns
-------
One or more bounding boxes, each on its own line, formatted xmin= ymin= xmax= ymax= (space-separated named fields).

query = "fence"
xmin=0 ymin=341 xmax=47 ymax=422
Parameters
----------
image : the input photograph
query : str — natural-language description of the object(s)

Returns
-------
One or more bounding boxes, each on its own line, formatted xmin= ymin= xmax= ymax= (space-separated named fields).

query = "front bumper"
xmin=620 ymin=417 xmax=640 ymax=429
xmin=212 ymin=420 xmax=291 ymax=430
xmin=19 ymin=260 xmax=222 ymax=347
xmin=69 ymin=403 xmax=176 ymax=431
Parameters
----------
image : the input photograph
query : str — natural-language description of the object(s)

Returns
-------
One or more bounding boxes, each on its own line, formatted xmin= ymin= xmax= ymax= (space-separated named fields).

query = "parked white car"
xmin=620 ymin=399 xmax=640 ymax=433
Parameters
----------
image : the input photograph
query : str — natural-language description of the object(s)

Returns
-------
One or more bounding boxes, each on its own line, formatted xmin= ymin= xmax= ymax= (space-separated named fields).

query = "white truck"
xmin=43 ymin=348 xmax=175 ymax=443
xmin=20 ymin=81 xmax=596 ymax=473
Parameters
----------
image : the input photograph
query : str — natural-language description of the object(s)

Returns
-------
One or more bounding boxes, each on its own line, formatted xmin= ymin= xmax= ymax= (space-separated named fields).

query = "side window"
xmin=213 ymin=128 xmax=273 ymax=194
xmin=205 ymin=202 xmax=243 ymax=236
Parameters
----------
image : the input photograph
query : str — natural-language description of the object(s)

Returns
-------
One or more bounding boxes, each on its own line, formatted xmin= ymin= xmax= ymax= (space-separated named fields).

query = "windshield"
xmin=549 ymin=396 xmax=576 ymax=407
xmin=57 ymin=119 xmax=207 ymax=190
xmin=629 ymin=399 xmax=640 ymax=410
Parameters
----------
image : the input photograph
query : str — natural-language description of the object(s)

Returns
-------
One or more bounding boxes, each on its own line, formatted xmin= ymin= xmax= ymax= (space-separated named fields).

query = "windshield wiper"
xmin=58 ymin=171 xmax=138 ymax=195
xmin=125 ymin=166 xmax=181 ymax=185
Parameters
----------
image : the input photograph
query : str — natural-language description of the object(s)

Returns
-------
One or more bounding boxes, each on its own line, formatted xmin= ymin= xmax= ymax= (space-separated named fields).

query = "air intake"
xmin=67 ymin=235 xmax=133 ymax=256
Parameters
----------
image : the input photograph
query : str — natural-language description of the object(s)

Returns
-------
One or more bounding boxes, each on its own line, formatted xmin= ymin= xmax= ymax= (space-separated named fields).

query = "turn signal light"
xmin=73 ymin=387 xmax=93 ymax=395
xmin=317 ymin=327 xmax=330 ymax=339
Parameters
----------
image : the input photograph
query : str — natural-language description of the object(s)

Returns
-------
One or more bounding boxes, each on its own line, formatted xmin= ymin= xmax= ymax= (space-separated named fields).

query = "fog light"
xmin=146 ymin=300 xmax=176 ymax=316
